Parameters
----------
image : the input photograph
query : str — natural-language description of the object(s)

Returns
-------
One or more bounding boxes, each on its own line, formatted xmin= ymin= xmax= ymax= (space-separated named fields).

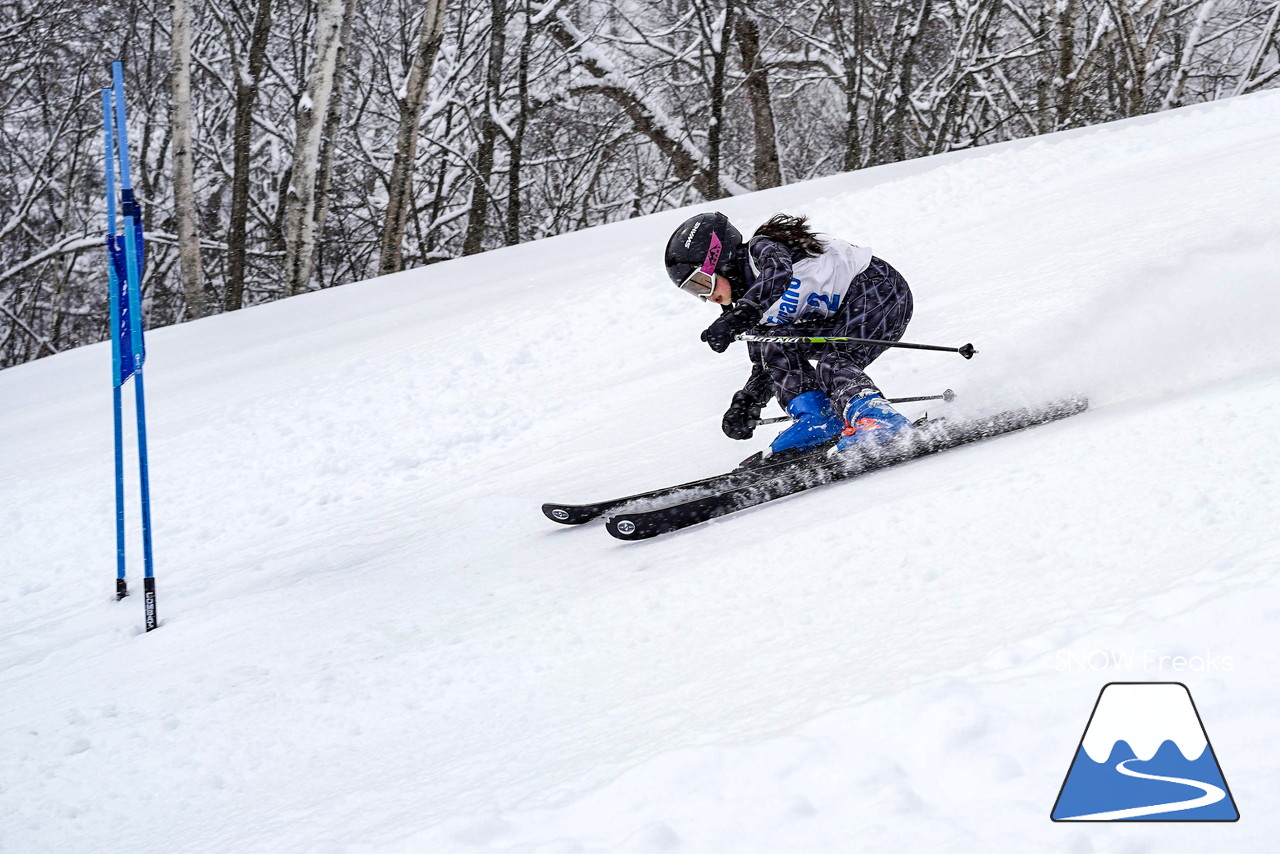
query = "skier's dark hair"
xmin=752 ymin=214 xmax=826 ymax=258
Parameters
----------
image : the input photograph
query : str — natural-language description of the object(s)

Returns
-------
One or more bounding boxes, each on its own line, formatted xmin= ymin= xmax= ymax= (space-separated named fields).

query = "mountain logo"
xmin=1051 ymin=682 xmax=1239 ymax=821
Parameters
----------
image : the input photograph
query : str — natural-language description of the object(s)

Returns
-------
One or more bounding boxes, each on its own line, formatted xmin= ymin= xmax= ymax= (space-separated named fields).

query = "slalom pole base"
xmin=116 ymin=578 xmax=129 ymax=600
xmin=143 ymin=577 xmax=158 ymax=631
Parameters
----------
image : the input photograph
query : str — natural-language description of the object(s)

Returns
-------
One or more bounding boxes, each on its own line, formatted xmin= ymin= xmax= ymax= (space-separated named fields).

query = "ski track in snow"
xmin=1057 ymin=759 xmax=1226 ymax=821
xmin=3 ymin=92 xmax=1280 ymax=853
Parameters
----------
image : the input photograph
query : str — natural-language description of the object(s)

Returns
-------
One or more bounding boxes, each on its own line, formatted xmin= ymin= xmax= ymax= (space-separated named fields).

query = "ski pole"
xmin=756 ymin=389 xmax=956 ymax=425
xmin=737 ymin=333 xmax=976 ymax=360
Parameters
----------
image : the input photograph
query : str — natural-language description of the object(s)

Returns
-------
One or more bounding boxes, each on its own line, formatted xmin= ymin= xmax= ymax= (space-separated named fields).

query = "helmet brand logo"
xmin=701 ymin=232 xmax=722 ymax=274
xmin=684 ymin=222 xmax=701 ymax=248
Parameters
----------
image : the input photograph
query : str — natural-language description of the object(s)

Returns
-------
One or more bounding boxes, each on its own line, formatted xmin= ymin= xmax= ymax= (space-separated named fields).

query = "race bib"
xmin=757 ymin=237 xmax=874 ymax=325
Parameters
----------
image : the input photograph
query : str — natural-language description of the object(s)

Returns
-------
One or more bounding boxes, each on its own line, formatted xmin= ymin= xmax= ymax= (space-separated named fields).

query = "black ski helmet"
xmin=664 ymin=212 xmax=742 ymax=288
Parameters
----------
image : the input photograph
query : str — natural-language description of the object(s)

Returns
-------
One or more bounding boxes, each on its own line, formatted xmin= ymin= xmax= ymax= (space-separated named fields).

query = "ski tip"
xmin=542 ymin=503 xmax=593 ymax=525
xmin=605 ymin=515 xmax=656 ymax=541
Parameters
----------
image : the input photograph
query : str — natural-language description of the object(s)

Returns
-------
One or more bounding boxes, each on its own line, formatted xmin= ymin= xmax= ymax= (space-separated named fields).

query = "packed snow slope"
xmin=3 ymin=92 xmax=1280 ymax=853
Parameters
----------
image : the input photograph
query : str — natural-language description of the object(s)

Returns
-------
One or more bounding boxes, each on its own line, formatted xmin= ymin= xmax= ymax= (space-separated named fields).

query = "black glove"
xmin=700 ymin=302 xmax=759 ymax=353
xmin=722 ymin=390 xmax=764 ymax=440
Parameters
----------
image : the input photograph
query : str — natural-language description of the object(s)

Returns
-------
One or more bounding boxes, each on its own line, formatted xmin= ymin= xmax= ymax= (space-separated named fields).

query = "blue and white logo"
xmin=1051 ymin=682 xmax=1238 ymax=821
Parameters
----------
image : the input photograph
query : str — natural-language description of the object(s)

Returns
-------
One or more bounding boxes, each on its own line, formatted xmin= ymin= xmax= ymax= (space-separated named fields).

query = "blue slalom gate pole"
xmin=108 ymin=62 xmax=159 ymax=631
xmin=102 ymin=90 xmax=129 ymax=601
xmin=133 ymin=371 xmax=158 ymax=631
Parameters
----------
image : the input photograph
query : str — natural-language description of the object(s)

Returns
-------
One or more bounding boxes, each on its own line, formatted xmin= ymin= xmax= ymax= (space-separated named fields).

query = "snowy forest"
xmin=2 ymin=0 xmax=1278 ymax=368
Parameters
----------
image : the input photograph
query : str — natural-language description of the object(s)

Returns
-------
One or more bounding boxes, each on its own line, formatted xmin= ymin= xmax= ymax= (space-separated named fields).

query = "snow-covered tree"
xmin=3 ymin=0 xmax=1280 ymax=367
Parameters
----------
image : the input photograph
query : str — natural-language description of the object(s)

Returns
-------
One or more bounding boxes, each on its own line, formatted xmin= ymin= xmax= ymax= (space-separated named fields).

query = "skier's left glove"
xmin=701 ymin=303 xmax=759 ymax=353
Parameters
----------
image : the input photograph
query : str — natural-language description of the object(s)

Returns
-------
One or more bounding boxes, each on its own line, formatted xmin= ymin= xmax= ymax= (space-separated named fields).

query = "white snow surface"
xmin=4 ymin=93 xmax=1280 ymax=852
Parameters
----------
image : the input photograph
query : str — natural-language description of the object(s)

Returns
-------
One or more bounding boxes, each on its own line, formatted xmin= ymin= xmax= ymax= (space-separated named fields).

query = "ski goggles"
xmin=677 ymin=232 xmax=723 ymax=301
xmin=678 ymin=268 xmax=716 ymax=300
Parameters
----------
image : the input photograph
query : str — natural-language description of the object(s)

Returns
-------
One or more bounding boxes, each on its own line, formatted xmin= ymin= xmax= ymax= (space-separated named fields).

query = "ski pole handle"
xmin=757 ymin=390 xmax=956 ymax=424
xmin=737 ymin=333 xmax=977 ymax=359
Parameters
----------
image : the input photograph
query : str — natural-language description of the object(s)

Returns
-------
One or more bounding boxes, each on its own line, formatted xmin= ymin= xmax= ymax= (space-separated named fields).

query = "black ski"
xmin=541 ymin=442 xmax=837 ymax=525
xmin=605 ymin=397 xmax=1089 ymax=540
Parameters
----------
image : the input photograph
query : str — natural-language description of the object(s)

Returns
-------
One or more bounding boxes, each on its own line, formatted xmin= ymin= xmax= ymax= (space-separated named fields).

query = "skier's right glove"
xmin=722 ymin=390 xmax=764 ymax=440
xmin=701 ymin=302 xmax=759 ymax=353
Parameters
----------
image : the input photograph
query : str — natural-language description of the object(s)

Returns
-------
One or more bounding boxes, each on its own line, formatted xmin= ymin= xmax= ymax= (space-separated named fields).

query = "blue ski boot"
xmin=834 ymin=390 xmax=913 ymax=452
xmin=769 ymin=391 xmax=845 ymax=455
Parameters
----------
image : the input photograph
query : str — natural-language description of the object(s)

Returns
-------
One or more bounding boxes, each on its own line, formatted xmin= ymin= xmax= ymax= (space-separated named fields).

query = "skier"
xmin=664 ymin=211 xmax=915 ymax=456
